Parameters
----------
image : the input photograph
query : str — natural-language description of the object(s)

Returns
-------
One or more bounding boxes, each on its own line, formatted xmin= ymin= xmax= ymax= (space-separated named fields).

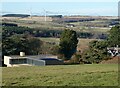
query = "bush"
xmin=82 ymin=40 xmax=110 ymax=64
xmin=70 ymin=54 xmax=81 ymax=64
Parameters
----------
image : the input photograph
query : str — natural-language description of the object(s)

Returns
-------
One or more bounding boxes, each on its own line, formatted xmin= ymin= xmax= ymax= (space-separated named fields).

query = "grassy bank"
xmin=2 ymin=64 xmax=118 ymax=86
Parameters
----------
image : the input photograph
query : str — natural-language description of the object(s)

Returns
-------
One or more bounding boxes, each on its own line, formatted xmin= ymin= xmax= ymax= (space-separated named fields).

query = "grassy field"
xmin=40 ymin=38 xmax=99 ymax=45
xmin=40 ymin=37 xmax=60 ymax=45
xmin=2 ymin=64 xmax=118 ymax=86
xmin=40 ymin=38 xmax=99 ymax=50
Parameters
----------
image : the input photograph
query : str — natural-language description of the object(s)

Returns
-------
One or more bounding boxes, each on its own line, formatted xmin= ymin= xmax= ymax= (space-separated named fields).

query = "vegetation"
xmin=59 ymin=29 xmax=78 ymax=60
xmin=2 ymin=14 xmax=30 ymax=17
xmin=2 ymin=26 xmax=33 ymax=39
xmin=81 ymin=25 xmax=120 ymax=64
xmin=2 ymin=64 xmax=118 ymax=86
xmin=2 ymin=34 xmax=42 ymax=56
xmin=2 ymin=23 xmax=18 ymax=27
xmin=2 ymin=25 xmax=94 ymax=38
xmin=82 ymin=40 xmax=109 ymax=64
xmin=107 ymin=25 xmax=120 ymax=47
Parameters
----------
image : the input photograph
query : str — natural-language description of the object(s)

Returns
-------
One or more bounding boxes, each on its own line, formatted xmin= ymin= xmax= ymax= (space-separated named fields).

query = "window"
xmin=10 ymin=58 xmax=27 ymax=64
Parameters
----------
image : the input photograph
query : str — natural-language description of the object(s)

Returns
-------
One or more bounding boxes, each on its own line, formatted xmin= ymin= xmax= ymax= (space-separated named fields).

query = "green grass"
xmin=2 ymin=64 xmax=118 ymax=86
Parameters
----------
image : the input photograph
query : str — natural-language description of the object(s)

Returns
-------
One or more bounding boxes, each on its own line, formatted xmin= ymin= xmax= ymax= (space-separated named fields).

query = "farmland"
xmin=2 ymin=16 xmax=117 ymax=42
xmin=40 ymin=38 xmax=100 ymax=51
xmin=2 ymin=64 xmax=118 ymax=86
xmin=1 ymin=16 xmax=114 ymax=33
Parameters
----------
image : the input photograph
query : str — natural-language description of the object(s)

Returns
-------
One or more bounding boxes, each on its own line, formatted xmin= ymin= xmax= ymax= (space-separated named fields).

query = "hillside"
xmin=2 ymin=64 xmax=118 ymax=86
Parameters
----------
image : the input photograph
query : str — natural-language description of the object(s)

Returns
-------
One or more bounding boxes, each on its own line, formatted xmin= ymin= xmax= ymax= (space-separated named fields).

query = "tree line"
xmin=2 ymin=23 xmax=106 ymax=39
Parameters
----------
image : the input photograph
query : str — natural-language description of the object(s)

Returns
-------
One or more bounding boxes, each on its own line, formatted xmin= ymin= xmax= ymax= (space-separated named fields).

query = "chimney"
xmin=20 ymin=52 xmax=25 ymax=57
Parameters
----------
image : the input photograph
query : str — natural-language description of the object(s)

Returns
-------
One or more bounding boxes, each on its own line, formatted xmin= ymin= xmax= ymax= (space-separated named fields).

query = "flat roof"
xmin=5 ymin=54 xmax=58 ymax=60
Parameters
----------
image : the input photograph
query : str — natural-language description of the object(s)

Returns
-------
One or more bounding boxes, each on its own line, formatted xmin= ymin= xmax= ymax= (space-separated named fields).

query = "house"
xmin=4 ymin=52 xmax=63 ymax=67
xmin=66 ymin=24 xmax=75 ymax=28
xmin=107 ymin=45 xmax=120 ymax=57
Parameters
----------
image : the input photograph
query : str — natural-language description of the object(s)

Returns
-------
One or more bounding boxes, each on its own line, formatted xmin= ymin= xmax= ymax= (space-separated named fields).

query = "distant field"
xmin=2 ymin=16 xmax=111 ymax=33
xmin=2 ymin=64 xmax=118 ymax=86
xmin=40 ymin=38 xmax=60 ymax=44
xmin=40 ymin=38 xmax=99 ymax=50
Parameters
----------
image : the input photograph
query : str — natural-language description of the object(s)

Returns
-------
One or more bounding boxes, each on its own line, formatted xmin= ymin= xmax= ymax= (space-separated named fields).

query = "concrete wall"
xmin=4 ymin=56 xmax=11 ymax=67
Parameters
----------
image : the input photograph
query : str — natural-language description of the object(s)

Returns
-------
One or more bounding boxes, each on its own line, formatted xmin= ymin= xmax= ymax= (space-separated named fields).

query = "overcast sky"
xmin=1 ymin=0 xmax=120 ymax=16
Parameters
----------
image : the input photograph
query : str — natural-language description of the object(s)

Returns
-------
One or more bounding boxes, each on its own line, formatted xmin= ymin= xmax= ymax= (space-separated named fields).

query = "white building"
xmin=4 ymin=52 xmax=63 ymax=67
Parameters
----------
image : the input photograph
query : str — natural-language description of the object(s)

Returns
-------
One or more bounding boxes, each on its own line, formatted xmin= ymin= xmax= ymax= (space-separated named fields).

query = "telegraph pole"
xmin=43 ymin=9 xmax=47 ymax=22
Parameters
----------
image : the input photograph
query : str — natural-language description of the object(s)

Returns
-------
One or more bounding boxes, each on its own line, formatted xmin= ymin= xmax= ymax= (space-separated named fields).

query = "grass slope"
xmin=2 ymin=64 xmax=118 ymax=86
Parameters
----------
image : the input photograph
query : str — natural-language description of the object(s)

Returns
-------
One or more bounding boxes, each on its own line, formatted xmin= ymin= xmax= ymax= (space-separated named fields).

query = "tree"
xmin=107 ymin=25 xmax=120 ymax=47
xmin=59 ymin=29 xmax=78 ymax=60
xmin=82 ymin=40 xmax=110 ymax=64
xmin=2 ymin=34 xmax=42 ymax=56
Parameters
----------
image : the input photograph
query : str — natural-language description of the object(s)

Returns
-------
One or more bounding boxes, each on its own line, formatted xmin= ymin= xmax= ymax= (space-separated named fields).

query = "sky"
xmin=1 ymin=0 xmax=120 ymax=16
